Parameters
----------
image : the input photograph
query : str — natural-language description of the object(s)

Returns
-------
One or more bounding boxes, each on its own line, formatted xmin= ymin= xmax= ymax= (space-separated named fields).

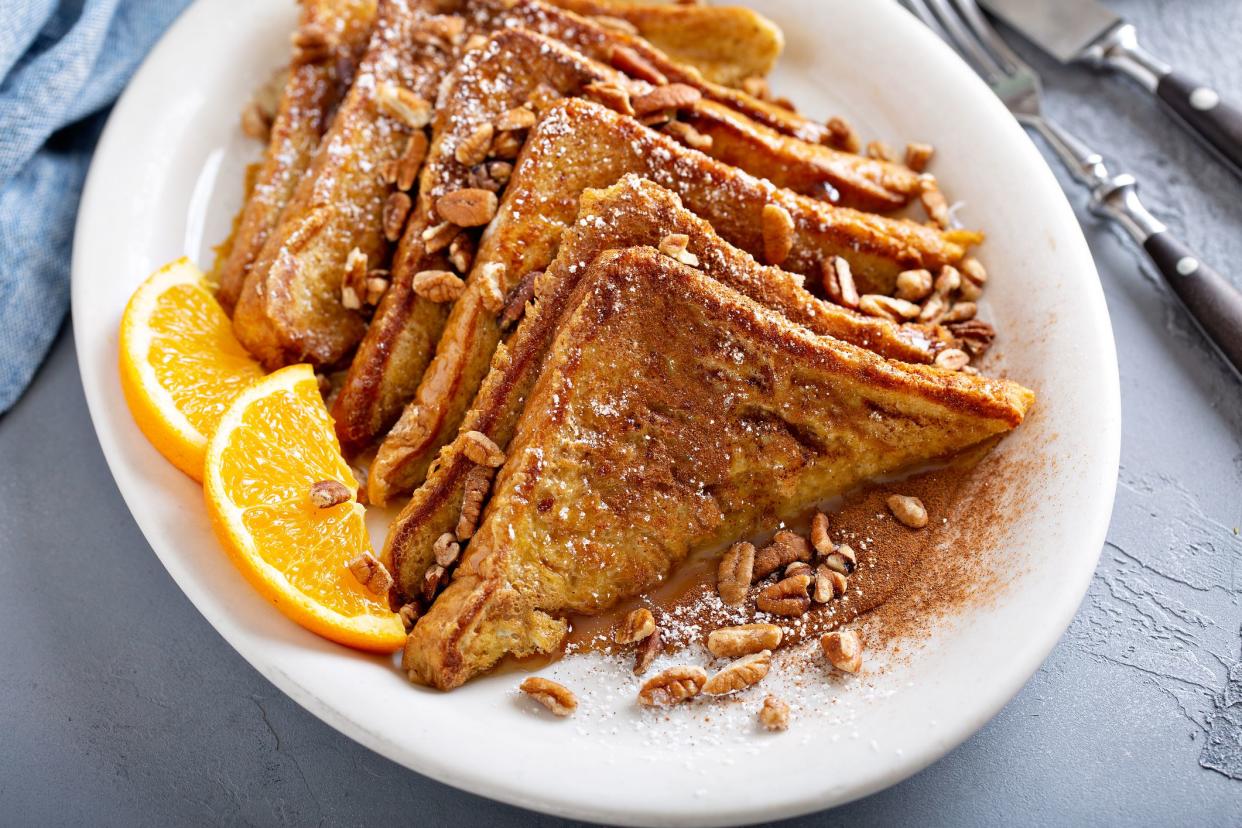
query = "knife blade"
xmin=979 ymin=0 xmax=1242 ymax=178
xmin=979 ymin=0 xmax=1119 ymax=64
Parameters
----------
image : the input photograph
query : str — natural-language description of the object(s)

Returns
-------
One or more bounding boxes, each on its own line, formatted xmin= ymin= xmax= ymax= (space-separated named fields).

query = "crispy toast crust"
xmin=232 ymin=0 xmax=456 ymax=370
xmin=382 ymin=175 xmax=965 ymax=598
xmin=331 ymin=25 xmax=931 ymax=458
xmin=548 ymin=0 xmax=784 ymax=87
xmin=215 ymin=0 xmax=377 ymax=314
xmin=402 ymin=246 xmax=1033 ymax=688
xmin=362 ymin=99 xmax=968 ymax=502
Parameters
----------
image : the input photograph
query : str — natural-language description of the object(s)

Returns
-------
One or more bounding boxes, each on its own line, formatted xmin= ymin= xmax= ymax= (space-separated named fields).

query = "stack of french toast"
xmin=216 ymin=0 xmax=1034 ymax=692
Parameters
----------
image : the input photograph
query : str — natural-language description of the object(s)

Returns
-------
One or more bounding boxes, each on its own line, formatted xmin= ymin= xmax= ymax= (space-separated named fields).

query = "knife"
xmin=980 ymin=0 xmax=1242 ymax=177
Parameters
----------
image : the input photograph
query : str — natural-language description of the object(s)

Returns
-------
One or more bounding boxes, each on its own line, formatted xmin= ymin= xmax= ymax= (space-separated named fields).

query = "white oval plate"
xmin=72 ymin=0 xmax=1120 ymax=823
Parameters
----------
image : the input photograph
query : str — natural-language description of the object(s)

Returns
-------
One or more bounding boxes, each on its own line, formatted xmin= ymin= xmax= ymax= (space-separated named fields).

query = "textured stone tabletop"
xmin=2 ymin=0 xmax=1241 ymax=824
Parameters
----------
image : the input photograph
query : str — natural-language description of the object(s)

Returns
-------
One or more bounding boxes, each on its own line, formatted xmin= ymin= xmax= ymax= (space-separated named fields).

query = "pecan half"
xmin=948 ymin=318 xmax=995 ymax=356
xmin=495 ymin=106 xmax=537 ymax=132
xmin=756 ymin=573 xmax=811 ymax=617
xmin=455 ymin=123 xmax=494 ymax=166
xmin=347 ymin=552 xmax=393 ymax=598
xmin=637 ymin=665 xmax=707 ymax=707
xmin=309 ymin=479 xmax=351 ymax=508
xmin=462 ymin=430 xmax=505 ymax=467
xmin=615 ymin=607 xmax=656 ymax=644
xmin=940 ymin=301 xmax=977 ymax=324
xmin=934 ymin=348 xmax=970 ymax=371
xmin=859 ymin=294 xmax=920 ymax=321
xmin=412 ymin=270 xmax=465 ymax=303
xmin=703 ymin=650 xmax=771 ymax=696
xmin=761 ymin=202 xmax=794 ymax=265
xmin=821 ymin=256 xmax=860 ymax=309
xmin=821 ymin=629 xmax=863 ymax=674
xmin=717 ymin=541 xmax=755 ymax=605
xmin=520 ymin=676 xmax=577 ymax=716
xmin=632 ymin=83 xmax=702 ymax=116
xmin=887 ymin=494 xmax=928 ymax=528
xmin=455 ymin=463 xmax=493 ymax=541
xmin=706 ymin=623 xmax=782 ymax=658
xmin=753 ymin=530 xmax=811 ymax=581
xmin=758 ymin=695 xmax=791 ymax=731
xmin=436 ymin=188 xmax=498 ymax=228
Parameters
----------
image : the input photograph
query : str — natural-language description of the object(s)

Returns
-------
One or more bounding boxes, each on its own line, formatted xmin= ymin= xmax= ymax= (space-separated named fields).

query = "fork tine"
xmin=947 ymin=0 xmax=1029 ymax=76
xmin=900 ymin=0 xmax=954 ymax=44
xmin=921 ymin=0 xmax=1008 ymax=83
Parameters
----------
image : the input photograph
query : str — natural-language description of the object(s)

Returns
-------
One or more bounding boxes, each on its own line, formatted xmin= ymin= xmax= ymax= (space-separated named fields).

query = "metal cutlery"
xmin=901 ymin=0 xmax=1242 ymax=379
xmin=980 ymin=0 xmax=1242 ymax=176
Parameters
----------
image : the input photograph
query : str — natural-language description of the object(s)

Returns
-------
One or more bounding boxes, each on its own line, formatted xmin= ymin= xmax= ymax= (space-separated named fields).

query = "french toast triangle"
xmin=402 ymin=246 xmax=1034 ymax=689
xmin=359 ymin=97 xmax=969 ymax=503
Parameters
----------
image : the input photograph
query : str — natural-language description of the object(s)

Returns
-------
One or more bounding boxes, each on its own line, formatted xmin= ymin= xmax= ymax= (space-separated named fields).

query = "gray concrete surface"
xmin=2 ymin=0 xmax=1241 ymax=824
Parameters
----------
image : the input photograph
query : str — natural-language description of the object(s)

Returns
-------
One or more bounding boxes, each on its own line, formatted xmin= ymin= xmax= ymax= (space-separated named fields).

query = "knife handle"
xmin=1142 ymin=230 xmax=1242 ymax=378
xmin=1155 ymin=72 xmax=1242 ymax=175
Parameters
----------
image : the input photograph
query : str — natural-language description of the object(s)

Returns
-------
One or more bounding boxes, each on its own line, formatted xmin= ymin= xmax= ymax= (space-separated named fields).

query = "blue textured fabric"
xmin=0 ymin=0 xmax=191 ymax=414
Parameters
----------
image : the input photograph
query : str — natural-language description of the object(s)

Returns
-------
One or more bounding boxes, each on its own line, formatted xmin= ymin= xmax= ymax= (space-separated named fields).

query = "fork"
xmin=902 ymin=0 xmax=1242 ymax=379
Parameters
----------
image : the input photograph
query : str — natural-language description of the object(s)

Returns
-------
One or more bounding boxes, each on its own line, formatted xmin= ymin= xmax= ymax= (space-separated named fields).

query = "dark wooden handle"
xmin=1156 ymin=71 xmax=1242 ymax=174
xmin=1143 ymin=231 xmax=1242 ymax=378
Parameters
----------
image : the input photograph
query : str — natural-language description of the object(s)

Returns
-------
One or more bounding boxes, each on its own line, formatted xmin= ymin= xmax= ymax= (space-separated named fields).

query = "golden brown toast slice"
xmin=355 ymin=99 xmax=969 ymax=501
xmin=401 ymin=246 xmax=1034 ymax=689
xmin=214 ymin=0 xmax=377 ymax=314
xmin=330 ymin=30 xmax=931 ymax=460
xmin=231 ymin=0 xmax=459 ymax=369
xmin=547 ymin=0 xmax=784 ymax=87
xmin=381 ymin=174 xmax=966 ymax=599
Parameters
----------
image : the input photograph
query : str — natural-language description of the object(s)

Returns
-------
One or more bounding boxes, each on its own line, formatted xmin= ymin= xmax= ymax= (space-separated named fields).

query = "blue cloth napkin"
xmin=0 ymin=0 xmax=192 ymax=414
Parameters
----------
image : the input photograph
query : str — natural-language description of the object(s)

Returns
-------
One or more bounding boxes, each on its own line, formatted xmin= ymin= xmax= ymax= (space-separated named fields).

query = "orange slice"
xmin=204 ymin=364 xmax=404 ymax=652
xmin=119 ymin=258 xmax=264 ymax=480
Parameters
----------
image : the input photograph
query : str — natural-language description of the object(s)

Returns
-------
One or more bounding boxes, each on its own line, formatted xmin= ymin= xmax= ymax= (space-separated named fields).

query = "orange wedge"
xmin=204 ymin=364 xmax=405 ymax=652
xmin=119 ymin=258 xmax=264 ymax=480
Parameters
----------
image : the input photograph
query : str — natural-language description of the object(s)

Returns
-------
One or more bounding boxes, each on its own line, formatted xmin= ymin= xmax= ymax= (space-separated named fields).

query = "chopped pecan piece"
xmin=821 ymin=629 xmax=863 ymax=673
xmin=703 ymin=650 xmax=771 ymax=696
xmin=462 ymin=430 xmax=505 ymax=467
xmin=761 ymin=203 xmax=795 ymax=265
xmin=637 ymin=665 xmax=707 ymax=707
xmin=657 ymin=233 xmax=699 ymax=267
xmin=292 ymin=22 xmax=333 ymax=64
xmin=412 ymin=270 xmax=465 ymax=303
xmin=309 ymin=479 xmax=351 ymax=508
xmin=663 ymin=119 xmax=713 ymax=151
xmin=823 ymin=543 xmax=856 ymax=575
xmin=934 ymin=264 xmax=961 ymax=295
xmin=375 ymin=83 xmax=431 ymax=129
xmin=495 ymin=106 xmax=537 ymax=132
xmin=717 ymin=541 xmax=755 ymax=605
xmin=753 ymin=530 xmax=811 ymax=581
xmin=905 ymin=141 xmax=935 ymax=172
xmin=634 ymin=626 xmax=662 ymax=675
xmin=436 ymin=188 xmax=498 ymax=228
xmin=741 ymin=75 xmax=770 ymax=100
xmin=813 ymin=565 xmax=847 ymax=603
xmin=919 ymin=178 xmax=950 ymax=228
xmin=240 ymin=100 xmax=270 ymax=142
xmin=421 ymin=564 xmax=445 ymax=603
xmin=707 ymin=623 xmax=782 ymax=658
xmin=341 ymin=248 xmax=368 ymax=310
xmin=756 ymin=573 xmax=812 ymax=617
xmin=758 ymin=695 xmax=791 ymax=731
xmin=489 ymin=129 xmax=523 ymax=160
xmin=886 ymin=494 xmax=928 ymax=528
xmin=396 ymin=131 xmax=429 ymax=191
xmin=433 ymin=532 xmax=460 ymax=567
xmin=785 ymin=561 xmax=813 ymax=579
xmin=455 ymin=123 xmax=494 ymax=166
xmin=455 ymin=463 xmax=493 ymax=541
xmin=347 ymin=552 xmax=393 ymax=598
xmin=865 ymin=140 xmax=893 ymax=162
xmin=615 ymin=608 xmax=656 ymax=644
xmin=859 ymin=294 xmax=920 ymax=321
xmin=421 ymin=221 xmax=457 ymax=254
xmin=583 ymin=81 xmax=635 ymax=116
xmin=398 ymin=602 xmax=419 ymax=632
xmin=365 ymin=274 xmax=389 ymax=307
xmin=894 ymin=268 xmax=934 ymax=302
xmin=500 ymin=269 xmax=540 ymax=330
xmin=448 ymin=231 xmax=475 ymax=273
xmin=478 ymin=262 xmax=506 ymax=314
xmin=940 ymin=301 xmax=977 ymax=323
xmin=383 ymin=191 xmax=412 ymax=242
xmin=824 ymin=115 xmax=860 ymax=153
xmin=810 ymin=512 xmax=834 ymax=557
xmin=520 ymin=676 xmax=577 ymax=716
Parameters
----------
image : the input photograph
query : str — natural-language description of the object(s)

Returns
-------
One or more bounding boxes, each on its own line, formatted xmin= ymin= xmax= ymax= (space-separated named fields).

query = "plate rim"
xmin=70 ymin=0 xmax=1121 ymax=823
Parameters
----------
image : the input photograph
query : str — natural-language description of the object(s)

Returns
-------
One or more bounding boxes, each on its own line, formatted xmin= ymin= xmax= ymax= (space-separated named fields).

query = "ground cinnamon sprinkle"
xmin=561 ymin=440 xmax=1027 ymax=669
